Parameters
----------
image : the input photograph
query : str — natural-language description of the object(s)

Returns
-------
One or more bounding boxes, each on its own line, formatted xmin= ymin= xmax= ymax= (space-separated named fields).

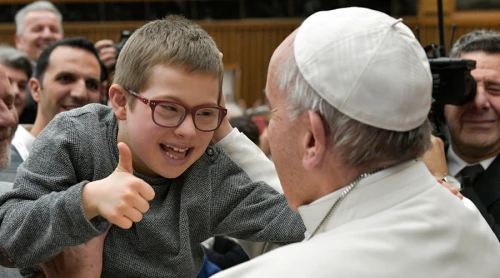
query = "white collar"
xmin=447 ymin=146 xmax=496 ymax=176
xmin=11 ymin=125 xmax=35 ymax=161
xmin=297 ymin=160 xmax=436 ymax=239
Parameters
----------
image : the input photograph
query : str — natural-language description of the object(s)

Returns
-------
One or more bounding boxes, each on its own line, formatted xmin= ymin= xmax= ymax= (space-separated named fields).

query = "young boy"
xmin=0 ymin=16 xmax=304 ymax=277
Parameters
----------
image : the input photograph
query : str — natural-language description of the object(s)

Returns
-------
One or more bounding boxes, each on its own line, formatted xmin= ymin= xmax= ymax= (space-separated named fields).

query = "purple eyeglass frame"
xmin=127 ymin=89 xmax=227 ymax=132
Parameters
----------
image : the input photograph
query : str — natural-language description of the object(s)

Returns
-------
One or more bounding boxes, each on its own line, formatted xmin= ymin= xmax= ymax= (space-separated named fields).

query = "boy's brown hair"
xmin=113 ymin=15 xmax=224 ymax=105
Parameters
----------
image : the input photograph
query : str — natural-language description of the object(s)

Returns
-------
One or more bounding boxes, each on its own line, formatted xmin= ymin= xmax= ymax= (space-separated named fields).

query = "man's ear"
xmin=302 ymin=110 xmax=327 ymax=170
xmin=14 ymin=35 xmax=22 ymax=50
xmin=109 ymin=84 xmax=128 ymax=120
xmin=29 ymin=78 xmax=41 ymax=103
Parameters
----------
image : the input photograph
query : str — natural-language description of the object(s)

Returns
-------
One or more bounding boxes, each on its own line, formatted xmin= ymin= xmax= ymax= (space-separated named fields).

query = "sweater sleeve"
xmin=216 ymin=128 xmax=285 ymax=257
xmin=0 ymin=115 xmax=109 ymax=268
xmin=207 ymin=152 xmax=305 ymax=244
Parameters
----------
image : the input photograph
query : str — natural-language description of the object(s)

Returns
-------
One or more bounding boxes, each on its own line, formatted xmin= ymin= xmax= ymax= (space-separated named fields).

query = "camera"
xmin=427 ymin=57 xmax=477 ymax=140
xmin=421 ymin=0 xmax=478 ymax=141
xmin=430 ymin=57 xmax=476 ymax=106
xmin=113 ymin=30 xmax=132 ymax=59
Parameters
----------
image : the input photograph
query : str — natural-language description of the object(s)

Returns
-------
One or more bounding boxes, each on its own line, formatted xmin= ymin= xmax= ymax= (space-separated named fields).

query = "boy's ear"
xmin=109 ymin=84 xmax=129 ymax=120
xmin=29 ymin=78 xmax=41 ymax=103
xmin=302 ymin=110 xmax=327 ymax=170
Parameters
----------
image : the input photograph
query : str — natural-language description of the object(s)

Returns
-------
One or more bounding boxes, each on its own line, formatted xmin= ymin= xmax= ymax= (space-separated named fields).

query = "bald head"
xmin=269 ymin=29 xmax=298 ymax=79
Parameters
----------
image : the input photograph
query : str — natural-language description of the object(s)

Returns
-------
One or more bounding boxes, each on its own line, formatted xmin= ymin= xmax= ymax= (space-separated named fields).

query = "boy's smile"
xmin=159 ymin=143 xmax=191 ymax=164
xmin=117 ymin=64 xmax=220 ymax=178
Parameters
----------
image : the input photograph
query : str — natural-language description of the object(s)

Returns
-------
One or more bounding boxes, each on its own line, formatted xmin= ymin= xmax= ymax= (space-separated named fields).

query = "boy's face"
xmin=122 ymin=65 xmax=220 ymax=178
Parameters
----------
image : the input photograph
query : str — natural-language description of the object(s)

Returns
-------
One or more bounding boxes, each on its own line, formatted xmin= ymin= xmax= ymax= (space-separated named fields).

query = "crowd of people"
xmin=0 ymin=1 xmax=499 ymax=278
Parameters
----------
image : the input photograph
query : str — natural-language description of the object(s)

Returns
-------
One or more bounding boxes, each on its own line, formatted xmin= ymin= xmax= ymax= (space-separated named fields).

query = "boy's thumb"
xmin=116 ymin=142 xmax=134 ymax=174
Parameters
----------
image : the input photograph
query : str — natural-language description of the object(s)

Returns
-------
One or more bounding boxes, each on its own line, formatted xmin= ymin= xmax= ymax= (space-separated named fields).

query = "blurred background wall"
xmin=1 ymin=0 xmax=499 ymax=106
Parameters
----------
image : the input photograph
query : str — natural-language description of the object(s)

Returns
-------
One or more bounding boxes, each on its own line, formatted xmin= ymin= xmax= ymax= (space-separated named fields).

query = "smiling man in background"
xmin=444 ymin=30 xmax=500 ymax=239
xmin=0 ymin=37 xmax=104 ymax=183
xmin=29 ymin=37 xmax=102 ymax=137
xmin=14 ymin=1 xmax=116 ymax=124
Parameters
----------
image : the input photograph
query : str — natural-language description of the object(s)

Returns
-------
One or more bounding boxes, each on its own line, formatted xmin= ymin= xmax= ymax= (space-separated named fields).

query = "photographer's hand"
xmin=421 ymin=135 xmax=448 ymax=177
xmin=95 ymin=40 xmax=117 ymax=71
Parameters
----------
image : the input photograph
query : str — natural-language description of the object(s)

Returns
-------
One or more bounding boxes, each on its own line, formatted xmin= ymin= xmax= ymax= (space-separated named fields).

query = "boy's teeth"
xmin=166 ymin=152 xmax=179 ymax=159
xmin=166 ymin=145 xmax=188 ymax=152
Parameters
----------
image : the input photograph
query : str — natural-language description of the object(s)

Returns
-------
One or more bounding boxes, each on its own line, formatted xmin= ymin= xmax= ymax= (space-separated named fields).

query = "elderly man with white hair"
xmin=213 ymin=7 xmax=500 ymax=278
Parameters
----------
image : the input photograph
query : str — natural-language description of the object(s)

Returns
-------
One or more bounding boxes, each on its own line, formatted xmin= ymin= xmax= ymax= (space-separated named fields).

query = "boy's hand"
xmin=82 ymin=143 xmax=155 ymax=229
xmin=212 ymin=95 xmax=233 ymax=144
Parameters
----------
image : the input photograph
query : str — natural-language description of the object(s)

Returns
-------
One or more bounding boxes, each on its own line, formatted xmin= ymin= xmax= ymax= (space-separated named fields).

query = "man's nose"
xmin=41 ymin=27 xmax=54 ymax=39
xmin=11 ymin=83 xmax=20 ymax=95
xmin=0 ymin=103 xmax=18 ymax=128
xmin=70 ymin=80 xmax=90 ymax=102
xmin=472 ymin=85 xmax=490 ymax=110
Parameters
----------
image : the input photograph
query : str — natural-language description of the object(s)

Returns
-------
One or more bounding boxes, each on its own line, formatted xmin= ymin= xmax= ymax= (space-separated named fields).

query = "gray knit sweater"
xmin=0 ymin=104 xmax=305 ymax=277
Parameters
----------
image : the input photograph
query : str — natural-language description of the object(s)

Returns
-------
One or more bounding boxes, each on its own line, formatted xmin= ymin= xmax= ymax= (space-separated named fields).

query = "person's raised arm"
xmin=0 ymin=116 xmax=109 ymax=268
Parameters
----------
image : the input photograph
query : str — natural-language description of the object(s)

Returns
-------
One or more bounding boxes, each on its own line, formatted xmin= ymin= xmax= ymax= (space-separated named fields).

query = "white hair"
xmin=15 ymin=1 xmax=63 ymax=36
xmin=449 ymin=29 xmax=500 ymax=58
xmin=275 ymin=44 xmax=432 ymax=169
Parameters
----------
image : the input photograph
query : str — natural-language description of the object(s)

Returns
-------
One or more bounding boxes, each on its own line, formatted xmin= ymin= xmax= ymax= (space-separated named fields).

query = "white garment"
xmin=447 ymin=146 xmax=495 ymax=176
xmin=0 ymin=182 xmax=13 ymax=196
xmin=213 ymin=160 xmax=500 ymax=278
xmin=11 ymin=125 xmax=35 ymax=161
xmin=217 ymin=128 xmax=282 ymax=193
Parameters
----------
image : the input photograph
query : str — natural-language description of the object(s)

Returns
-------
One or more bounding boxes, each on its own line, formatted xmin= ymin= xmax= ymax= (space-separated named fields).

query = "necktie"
xmin=456 ymin=164 xmax=484 ymax=188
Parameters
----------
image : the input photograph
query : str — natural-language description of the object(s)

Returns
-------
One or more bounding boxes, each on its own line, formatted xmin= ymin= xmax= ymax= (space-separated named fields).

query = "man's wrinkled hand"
xmin=437 ymin=178 xmax=464 ymax=200
xmin=421 ymin=135 xmax=448 ymax=177
xmin=39 ymin=227 xmax=110 ymax=278
xmin=211 ymin=95 xmax=233 ymax=145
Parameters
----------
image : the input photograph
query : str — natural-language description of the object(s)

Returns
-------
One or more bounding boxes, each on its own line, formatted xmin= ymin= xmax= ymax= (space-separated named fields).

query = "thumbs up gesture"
xmin=82 ymin=143 xmax=155 ymax=229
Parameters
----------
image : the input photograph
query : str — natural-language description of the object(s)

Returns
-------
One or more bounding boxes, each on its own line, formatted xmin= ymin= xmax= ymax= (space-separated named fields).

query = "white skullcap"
xmin=294 ymin=7 xmax=432 ymax=131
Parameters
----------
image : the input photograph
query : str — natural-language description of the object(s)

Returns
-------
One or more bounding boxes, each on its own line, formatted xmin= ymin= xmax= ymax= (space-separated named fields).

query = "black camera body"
xmin=428 ymin=57 xmax=477 ymax=140
xmin=112 ymin=30 xmax=132 ymax=59
xmin=430 ymin=57 xmax=476 ymax=106
xmin=421 ymin=0 xmax=479 ymax=148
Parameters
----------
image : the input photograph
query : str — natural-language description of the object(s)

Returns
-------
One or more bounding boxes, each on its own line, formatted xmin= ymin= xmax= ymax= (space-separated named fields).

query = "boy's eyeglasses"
xmin=126 ymin=89 xmax=227 ymax=132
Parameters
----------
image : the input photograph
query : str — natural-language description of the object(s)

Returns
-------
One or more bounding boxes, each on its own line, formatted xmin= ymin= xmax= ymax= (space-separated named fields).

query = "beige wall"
xmin=2 ymin=12 xmax=500 ymax=104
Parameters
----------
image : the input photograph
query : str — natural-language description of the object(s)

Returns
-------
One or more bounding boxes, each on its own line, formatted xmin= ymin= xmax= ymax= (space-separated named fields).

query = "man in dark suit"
xmin=444 ymin=30 xmax=500 ymax=239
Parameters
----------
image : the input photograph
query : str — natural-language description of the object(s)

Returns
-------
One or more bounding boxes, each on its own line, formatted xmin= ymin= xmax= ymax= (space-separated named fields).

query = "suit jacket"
xmin=213 ymin=160 xmax=500 ymax=278
xmin=460 ymin=154 xmax=500 ymax=240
